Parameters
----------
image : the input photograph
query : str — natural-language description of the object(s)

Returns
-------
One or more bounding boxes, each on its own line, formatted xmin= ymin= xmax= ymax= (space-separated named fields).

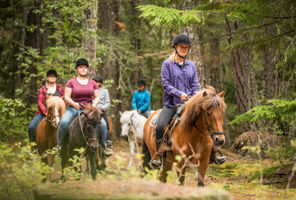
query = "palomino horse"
xmin=120 ymin=110 xmax=147 ymax=166
xmin=36 ymin=95 xmax=65 ymax=166
xmin=142 ymin=87 xmax=226 ymax=186
xmin=61 ymin=105 xmax=102 ymax=180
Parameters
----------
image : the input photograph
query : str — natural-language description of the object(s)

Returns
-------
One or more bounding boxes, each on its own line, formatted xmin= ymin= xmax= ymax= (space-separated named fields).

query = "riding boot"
xmin=209 ymin=148 xmax=226 ymax=165
xmin=151 ymin=139 xmax=164 ymax=169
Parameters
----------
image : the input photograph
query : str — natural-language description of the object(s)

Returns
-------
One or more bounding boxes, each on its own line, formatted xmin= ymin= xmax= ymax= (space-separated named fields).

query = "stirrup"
xmin=107 ymin=140 xmax=113 ymax=147
xmin=52 ymin=144 xmax=61 ymax=154
xmin=104 ymin=147 xmax=113 ymax=157
xmin=215 ymin=155 xmax=226 ymax=165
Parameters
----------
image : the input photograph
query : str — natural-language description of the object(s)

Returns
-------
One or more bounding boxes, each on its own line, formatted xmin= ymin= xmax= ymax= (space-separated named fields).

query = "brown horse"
xmin=142 ymin=87 xmax=226 ymax=186
xmin=36 ymin=95 xmax=65 ymax=166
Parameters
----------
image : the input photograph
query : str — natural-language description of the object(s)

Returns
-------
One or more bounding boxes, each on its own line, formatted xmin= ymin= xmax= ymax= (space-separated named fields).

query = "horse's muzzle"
xmin=90 ymin=141 xmax=99 ymax=152
xmin=214 ymin=136 xmax=225 ymax=146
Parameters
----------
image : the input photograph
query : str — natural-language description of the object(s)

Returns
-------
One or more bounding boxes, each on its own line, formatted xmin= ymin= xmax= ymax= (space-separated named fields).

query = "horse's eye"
xmin=207 ymin=112 xmax=211 ymax=117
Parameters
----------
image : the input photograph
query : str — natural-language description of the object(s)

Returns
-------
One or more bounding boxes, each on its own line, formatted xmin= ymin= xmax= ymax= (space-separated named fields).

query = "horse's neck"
xmin=131 ymin=115 xmax=145 ymax=138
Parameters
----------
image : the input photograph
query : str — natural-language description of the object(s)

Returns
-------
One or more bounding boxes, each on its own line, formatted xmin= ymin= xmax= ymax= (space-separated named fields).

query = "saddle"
xmin=151 ymin=103 xmax=185 ymax=151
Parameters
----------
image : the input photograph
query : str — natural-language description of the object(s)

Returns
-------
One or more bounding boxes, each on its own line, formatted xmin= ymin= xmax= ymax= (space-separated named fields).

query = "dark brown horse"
xmin=61 ymin=105 xmax=103 ymax=180
xmin=142 ymin=87 xmax=226 ymax=186
xmin=85 ymin=116 xmax=114 ymax=173
xmin=36 ymin=95 xmax=65 ymax=166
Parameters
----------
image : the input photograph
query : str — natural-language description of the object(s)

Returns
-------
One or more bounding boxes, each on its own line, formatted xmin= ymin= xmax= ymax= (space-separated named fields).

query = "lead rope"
xmin=129 ymin=114 xmax=140 ymax=155
xmin=78 ymin=112 xmax=89 ymax=146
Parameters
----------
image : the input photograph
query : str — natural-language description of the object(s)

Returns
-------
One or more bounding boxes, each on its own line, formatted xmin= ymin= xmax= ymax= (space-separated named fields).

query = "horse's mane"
xmin=84 ymin=104 xmax=102 ymax=121
xmin=46 ymin=96 xmax=65 ymax=109
xmin=179 ymin=86 xmax=226 ymax=131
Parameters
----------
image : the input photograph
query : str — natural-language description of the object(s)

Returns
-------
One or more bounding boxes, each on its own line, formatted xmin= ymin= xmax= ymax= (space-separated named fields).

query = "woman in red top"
xmin=57 ymin=58 xmax=100 ymax=146
xmin=28 ymin=69 xmax=64 ymax=149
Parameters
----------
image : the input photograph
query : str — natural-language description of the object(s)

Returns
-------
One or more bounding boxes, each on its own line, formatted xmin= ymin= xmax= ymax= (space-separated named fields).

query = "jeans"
xmin=155 ymin=106 xmax=175 ymax=141
xmin=101 ymin=118 xmax=107 ymax=146
xmin=141 ymin=110 xmax=151 ymax=118
xmin=28 ymin=114 xmax=44 ymax=142
xmin=57 ymin=106 xmax=82 ymax=144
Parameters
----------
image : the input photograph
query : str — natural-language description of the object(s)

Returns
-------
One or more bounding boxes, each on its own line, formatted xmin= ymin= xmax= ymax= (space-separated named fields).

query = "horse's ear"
xmin=119 ymin=111 xmax=122 ymax=116
xmin=218 ymin=90 xmax=225 ymax=98
xmin=203 ymin=91 xmax=207 ymax=97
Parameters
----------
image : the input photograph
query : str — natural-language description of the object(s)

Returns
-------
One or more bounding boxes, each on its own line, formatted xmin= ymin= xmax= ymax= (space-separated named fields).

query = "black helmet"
xmin=75 ymin=58 xmax=89 ymax=68
xmin=46 ymin=69 xmax=58 ymax=77
xmin=93 ymin=75 xmax=103 ymax=83
xmin=137 ymin=79 xmax=146 ymax=86
xmin=172 ymin=34 xmax=192 ymax=48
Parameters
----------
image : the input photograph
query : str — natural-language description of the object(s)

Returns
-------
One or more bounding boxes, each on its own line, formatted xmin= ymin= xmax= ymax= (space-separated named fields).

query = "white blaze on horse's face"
xmin=52 ymin=107 xmax=60 ymax=128
xmin=210 ymin=108 xmax=225 ymax=146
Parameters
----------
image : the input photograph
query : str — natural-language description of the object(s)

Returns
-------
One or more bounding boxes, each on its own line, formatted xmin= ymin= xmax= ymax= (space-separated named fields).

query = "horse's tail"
xmin=142 ymin=139 xmax=151 ymax=174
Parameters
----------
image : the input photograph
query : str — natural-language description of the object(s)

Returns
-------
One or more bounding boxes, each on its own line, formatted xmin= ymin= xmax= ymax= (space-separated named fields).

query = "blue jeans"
xmin=28 ymin=114 xmax=44 ymax=142
xmin=101 ymin=118 xmax=107 ymax=146
xmin=142 ymin=110 xmax=151 ymax=118
xmin=57 ymin=106 xmax=82 ymax=144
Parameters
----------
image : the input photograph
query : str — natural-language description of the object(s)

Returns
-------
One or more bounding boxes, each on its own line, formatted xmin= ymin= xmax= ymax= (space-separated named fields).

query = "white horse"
xmin=119 ymin=110 xmax=147 ymax=166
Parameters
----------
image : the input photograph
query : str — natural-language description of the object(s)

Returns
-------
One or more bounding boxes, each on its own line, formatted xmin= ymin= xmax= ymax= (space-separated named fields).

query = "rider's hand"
xmin=73 ymin=102 xmax=81 ymax=109
xmin=180 ymin=93 xmax=188 ymax=101
xmin=136 ymin=109 xmax=141 ymax=113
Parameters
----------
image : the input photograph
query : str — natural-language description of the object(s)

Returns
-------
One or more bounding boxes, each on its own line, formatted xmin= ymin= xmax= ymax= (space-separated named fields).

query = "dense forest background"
xmin=0 ymin=0 xmax=296 ymax=199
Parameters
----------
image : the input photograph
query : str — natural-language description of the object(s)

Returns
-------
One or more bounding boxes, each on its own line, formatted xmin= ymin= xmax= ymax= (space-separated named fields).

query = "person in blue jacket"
xmin=132 ymin=79 xmax=151 ymax=118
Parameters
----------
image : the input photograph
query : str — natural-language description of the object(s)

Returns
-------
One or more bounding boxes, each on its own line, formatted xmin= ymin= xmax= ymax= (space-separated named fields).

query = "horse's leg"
xmin=177 ymin=161 xmax=186 ymax=186
xmin=142 ymin=139 xmax=151 ymax=174
xmin=128 ymin=139 xmax=135 ymax=167
xmin=47 ymin=153 xmax=55 ymax=181
xmin=159 ymin=160 xmax=173 ymax=183
xmin=60 ymin=144 xmax=68 ymax=181
xmin=197 ymin=160 xmax=209 ymax=187
xmin=89 ymin=150 xmax=97 ymax=180
xmin=85 ymin=155 xmax=90 ymax=174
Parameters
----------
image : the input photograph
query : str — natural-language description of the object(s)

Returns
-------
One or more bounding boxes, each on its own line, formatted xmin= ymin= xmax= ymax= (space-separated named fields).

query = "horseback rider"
xmin=56 ymin=58 xmax=100 ymax=151
xmin=131 ymin=79 xmax=151 ymax=118
xmin=152 ymin=34 xmax=226 ymax=168
xmin=28 ymin=69 xmax=64 ymax=151
xmin=92 ymin=75 xmax=113 ymax=156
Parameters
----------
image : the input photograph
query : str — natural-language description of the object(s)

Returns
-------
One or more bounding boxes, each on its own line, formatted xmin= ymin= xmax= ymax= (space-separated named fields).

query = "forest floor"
xmin=46 ymin=138 xmax=296 ymax=200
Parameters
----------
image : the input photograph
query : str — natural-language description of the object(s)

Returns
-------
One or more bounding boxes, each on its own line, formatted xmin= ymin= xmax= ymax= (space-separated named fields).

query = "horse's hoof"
xmin=198 ymin=181 xmax=204 ymax=187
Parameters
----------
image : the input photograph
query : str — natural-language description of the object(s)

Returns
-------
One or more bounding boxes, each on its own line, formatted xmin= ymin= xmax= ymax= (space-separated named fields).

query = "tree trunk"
xmin=209 ymin=38 xmax=223 ymax=92
xmin=225 ymin=18 xmax=258 ymax=130
xmin=262 ymin=26 xmax=278 ymax=99
xmin=98 ymin=0 xmax=121 ymax=136
xmin=82 ymin=0 xmax=98 ymax=77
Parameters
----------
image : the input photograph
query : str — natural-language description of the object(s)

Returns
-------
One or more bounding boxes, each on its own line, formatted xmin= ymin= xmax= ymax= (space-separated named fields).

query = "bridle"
xmin=47 ymin=106 xmax=60 ymax=127
xmin=78 ymin=112 xmax=99 ymax=146
xmin=193 ymin=110 xmax=224 ymax=138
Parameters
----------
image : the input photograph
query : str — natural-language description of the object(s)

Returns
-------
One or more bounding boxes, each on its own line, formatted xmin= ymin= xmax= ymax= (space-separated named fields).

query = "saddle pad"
xmin=150 ymin=113 xmax=159 ymax=128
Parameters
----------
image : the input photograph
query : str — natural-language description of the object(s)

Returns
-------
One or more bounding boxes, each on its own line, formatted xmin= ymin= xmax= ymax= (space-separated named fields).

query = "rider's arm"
xmin=92 ymin=89 xmax=100 ymax=108
xmin=38 ymin=86 xmax=47 ymax=115
xmin=101 ymin=89 xmax=110 ymax=111
xmin=131 ymin=91 xmax=138 ymax=110
xmin=161 ymin=61 xmax=183 ymax=98
xmin=190 ymin=64 xmax=200 ymax=95
xmin=64 ymin=87 xmax=79 ymax=108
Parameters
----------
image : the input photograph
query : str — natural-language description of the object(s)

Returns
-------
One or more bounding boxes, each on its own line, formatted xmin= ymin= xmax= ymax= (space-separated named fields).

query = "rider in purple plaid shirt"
xmin=152 ymin=34 xmax=226 ymax=168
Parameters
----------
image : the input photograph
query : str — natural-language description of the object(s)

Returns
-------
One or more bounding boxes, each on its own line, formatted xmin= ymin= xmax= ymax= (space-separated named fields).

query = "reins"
xmin=129 ymin=112 xmax=140 ymax=155
xmin=78 ymin=112 xmax=90 ymax=146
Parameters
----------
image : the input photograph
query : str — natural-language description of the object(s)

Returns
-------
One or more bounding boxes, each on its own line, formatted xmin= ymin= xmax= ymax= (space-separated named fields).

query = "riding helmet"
xmin=172 ymin=34 xmax=192 ymax=48
xmin=75 ymin=58 xmax=89 ymax=68
xmin=93 ymin=75 xmax=104 ymax=83
xmin=46 ymin=69 xmax=58 ymax=77
xmin=137 ymin=79 xmax=146 ymax=86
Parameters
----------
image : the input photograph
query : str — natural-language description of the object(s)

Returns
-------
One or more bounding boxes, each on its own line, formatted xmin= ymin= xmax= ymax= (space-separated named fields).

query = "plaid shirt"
xmin=161 ymin=58 xmax=200 ymax=108
xmin=35 ymin=84 xmax=64 ymax=115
